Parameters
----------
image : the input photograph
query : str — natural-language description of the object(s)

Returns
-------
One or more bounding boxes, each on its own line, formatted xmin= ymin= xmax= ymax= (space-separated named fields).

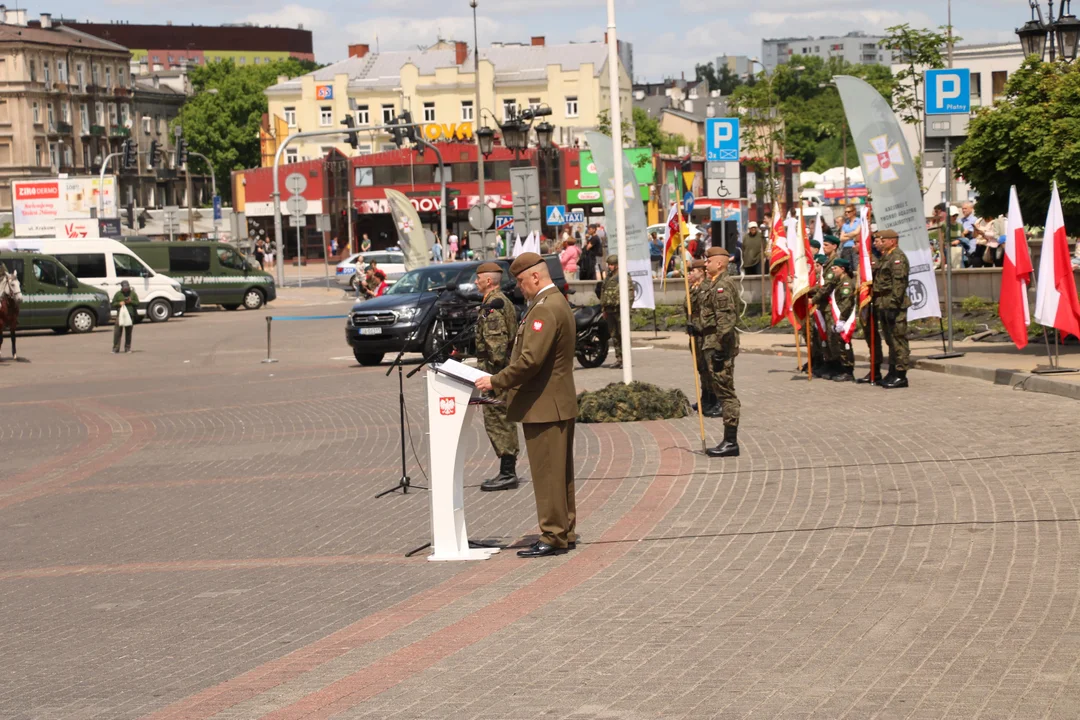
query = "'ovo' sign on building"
xmin=422 ymin=122 xmax=474 ymax=142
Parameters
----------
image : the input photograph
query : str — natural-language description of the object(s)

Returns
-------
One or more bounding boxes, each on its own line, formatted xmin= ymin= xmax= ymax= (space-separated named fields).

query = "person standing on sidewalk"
xmin=111 ymin=281 xmax=138 ymax=354
xmin=700 ymin=247 xmax=741 ymax=458
xmin=872 ymin=229 xmax=911 ymax=389
xmin=600 ymin=254 xmax=622 ymax=369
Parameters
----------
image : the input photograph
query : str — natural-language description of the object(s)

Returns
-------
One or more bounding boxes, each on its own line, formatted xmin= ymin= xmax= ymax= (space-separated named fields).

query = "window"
xmin=319 ymin=105 xmax=332 ymax=126
xmin=35 ymin=143 xmax=44 ymax=166
xmin=168 ymin=246 xmax=210 ymax=272
xmin=32 ymin=101 xmax=40 ymax=125
xmin=284 ymin=106 xmax=296 ymax=127
xmin=108 ymin=104 xmax=118 ymax=126
xmin=381 ymin=104 xmax=395 ymax=124
xmin=29 ymin=59 xmax=36 ymax=83
xmin=120 ymin=104 xmax=129 ymax=126
xmin=355 ymin=105 xmax=369 ymax=126
xmin=92 ymin=65 xmax=99 ymax=86
xmin=44 ymin=61 xmax=51 ymax=86
xmin=32 ymin=258 xmax=63 ymax=287
xmin=54 ymin=253 xmax=107 ymax=278
xmin=355 ymin=166 xmax=374 ymax=186
xmin=423 ymin=102 xmax=436 ymax=123
xmin=63 ymin=145 xmax=73 ymax=166
xmin=357 ymin=143 xmax=372 ymax=155
xmin=50 ymin=143 xmax=60 ymax=169
xmin=61 ymin=101 xmax=70 ymax=123
xmin=565 ymin=96 xmax=578 ymax=118
xmin=461 ymin=100 xmax=474 ymax=122
xmin=254 ymin=57 xmax=261 ymax=65
xmin=265 ymin=57 xmax=271 ymax=64
xmin=216 ymin=246 xmax=246 ymax=270
xmin=153 ymin=55 xmax=160 ymax=63
xmin=105 ymin=67 xmax=112 ymax=88
xmin=95 ymin=102 xmax=104 ymax=125
xmin=285 ymin=147 xmax=298 ymax=164
xmin=5 ymin=259 xmax=24 ymax=284
xmin=141 ymin=115 xmax=151 ymax=134
xmin=76 ymin=63 xmax=84 ymax=88
xmin=528 ymin=98 xmax=541 ymax=112
xmin=118 ymin=68 xmax=125 ymax=87
xmin=970 ymin=72 xmax=982 ymax=105
xmin=113 ymin=253 xmax=148 ymax=278
xmin=992 ymin=71 xmax=1008 ymax=101
xmin=80 ymin=103 xmax=89 ymax=129
xmin=238 ymin=56 xmax=246 ymax=65
xmin=167 ymin=56 xmax=174 ymax=64
xmin=47 ymin=103 xmax=55 ymax=130
xmin=503 ymin=99 xmax=517 ymax=121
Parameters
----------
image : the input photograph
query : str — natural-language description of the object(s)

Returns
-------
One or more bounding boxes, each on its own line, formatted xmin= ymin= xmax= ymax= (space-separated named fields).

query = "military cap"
xmin=822 ymin=234 xmax=841 ymax=245
xmin=808 ymin=239 xmax=821 ymax=250
xmin=814 ymin=253 xmax=827 ymax=264
xmin=476 ymin=261 xmax=503 ymax=274
xmin=691 ymin=259 xmax=706 ymax=269
xmin=508 ymin=252 xmax=544 ymax=275
xmin=705 ymin=246 xmax=730 ymax=258
xmin=832 ymin=257 xmax=852 ymax=271
xmin=606 ymin=254 xmax=619 ymax=265
xmin=874 ymin=228 xmax=899 ymax=239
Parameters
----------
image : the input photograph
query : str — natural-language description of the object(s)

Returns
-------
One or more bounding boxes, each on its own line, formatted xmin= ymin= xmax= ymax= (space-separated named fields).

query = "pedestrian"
xmin=811 ymin=236 xmax=842 ymax=378
xmin=474 ymin=262 xmax=522 ymax=491
xmin=474 ymin=253 xmax=578 ymax=557
xmin=331 ymin=237 xmax=339 ymax=257
xmin=111 ymin=280 xmax=137 ymax=354
xmin=361 ymin=233 xmax=372 ymax=252
xmin=827 ymin=258 xmax=857 ymax=382
xmin=872 ymin=229 xmax=911 ymax=389
xmin=600 ymin=254 xmax=622 ymax=369
xmin=700 ymin=247 xmax=741 ymax=458
xmin=432 ymin=236 xmax=444 ymax=263
xmin=559 ymin=236 xmax=580 ymax=281
xmin=649 ymin=231 xmax=664 ymax=277
xmin=741 ymin=222 xmax=764 ymax=275
xmin=959 ymin=201 xmax=980 ymax=267
xmin=584 ymin=226 xmax=603 ymax=280
xmin=839 ymin=205 xmax=861 ymax=259
xmin=254 ymin=240 xmax=266 ymax=270
xmin=686 ymin=258 xmax=718 ymax=416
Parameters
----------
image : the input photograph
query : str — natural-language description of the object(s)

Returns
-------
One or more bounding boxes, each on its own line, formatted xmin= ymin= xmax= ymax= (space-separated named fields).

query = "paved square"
xmin=2 ymin=299 xmax=1079 ymax=719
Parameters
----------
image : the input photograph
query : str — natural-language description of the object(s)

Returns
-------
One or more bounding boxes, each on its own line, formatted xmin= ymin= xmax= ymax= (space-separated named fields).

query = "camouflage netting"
xmin=577 ymin=381 xmax=691 ymax=424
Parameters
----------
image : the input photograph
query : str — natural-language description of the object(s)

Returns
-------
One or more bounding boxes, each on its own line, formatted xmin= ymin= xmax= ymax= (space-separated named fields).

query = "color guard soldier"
xmin=828 ymin=258 xmax=857 ymax=382
xmin=872 ymin=229 xmax=911 ymax=389
xmin=600 ymin=254 xmax=622 ymax=369
xmin=700 ymin=247 xmax=741 ymax=458
xmin=686 ymin=259 xmax=718 ymax=416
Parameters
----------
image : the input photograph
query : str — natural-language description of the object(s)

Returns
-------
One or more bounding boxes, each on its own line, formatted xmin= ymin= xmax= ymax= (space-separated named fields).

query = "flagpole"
xmin=870 ymin=310 xmax=877 ymax=384
xmin=606 ymin=0 xmax=632 ymax=384
xmin=798 ymin=201 xmax=812 ymax=381
xmin=792 ymin=308 xmax=802 ymax=372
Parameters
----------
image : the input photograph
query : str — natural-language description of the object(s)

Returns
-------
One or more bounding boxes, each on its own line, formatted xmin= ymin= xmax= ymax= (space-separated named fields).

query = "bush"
xmin=577 ymin=381 xmax=691 ymax=423
xmin=960 ymin=295 xmax=995 ymax=313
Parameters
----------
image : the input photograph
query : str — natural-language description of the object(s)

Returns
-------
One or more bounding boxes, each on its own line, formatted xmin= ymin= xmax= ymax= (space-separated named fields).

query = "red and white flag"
xmin=813 ymin=307 xmax=829 ymax=342
xmin=768 ymin=204 xmax=792 ymax=326
xmin=791 ymin=210 xmax=817 ymax=321
xmin=830 ymin=291 xmax=859 ymax=343
xmin=1034 ymin=182 xmax=1080 ymax=341
xmin=999 ymin=186 xmax=1033 ymax=349
xmin=857 ymin=205 xmax=874 ymax=310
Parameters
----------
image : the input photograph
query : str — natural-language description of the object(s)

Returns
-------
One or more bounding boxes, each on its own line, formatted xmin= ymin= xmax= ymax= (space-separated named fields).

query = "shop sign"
xmin=566 ymin=189 xmax=602 ymax=204
xmin=316 ymin=85 xmax=333 ymax=100
xmin=422 ymin=122 xmax=474 ymax=142
xmin=579 ymin=148 xmax=655 ymax=187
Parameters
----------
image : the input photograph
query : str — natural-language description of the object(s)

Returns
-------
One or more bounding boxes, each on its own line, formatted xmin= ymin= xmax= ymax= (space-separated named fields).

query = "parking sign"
xmin=925 ymin=69 xmax=971 ymax=115
xmin=705 ymin=118 xmax=740 ymax=162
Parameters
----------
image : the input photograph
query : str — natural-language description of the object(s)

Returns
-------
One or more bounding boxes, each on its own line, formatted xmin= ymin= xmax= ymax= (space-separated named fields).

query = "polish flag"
xmin=813 ymin=214 xmax=826 ymax=286
xmin=768 ymin=204 xmax=792 ymax=326
xmin=857 ymin=205 xmax=874 ymax=310
xmin=830 ymin=290 xmax=859 ymax=343
xmin=1034 ymin=183 xmax=1080 ymax=341
xmin=812 ymin=307 xmax=829 ymax=342
xmin=999 ymin=186 xmax=1033 ymax=349
xmin=791 ymin=210 xmax=817 ymax=321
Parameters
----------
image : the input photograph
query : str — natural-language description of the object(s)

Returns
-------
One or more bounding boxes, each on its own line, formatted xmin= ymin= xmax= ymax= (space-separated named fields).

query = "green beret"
xmin=832 ymin=257 xmax=852 ymax=271
xmin=509 ymin=252 xmax=544 ymax=275
xmin=814 ymin=254 xmax=827 ymax=264
xmin=823 ymin=234 xmax=841 ymax=245
xmin=809 ymin=239 xmax=821 ymax=250
xmin=606 ymin=254 xmax=618 ymax=265
xmin=476 ymin=262 xmax=503 ymax=274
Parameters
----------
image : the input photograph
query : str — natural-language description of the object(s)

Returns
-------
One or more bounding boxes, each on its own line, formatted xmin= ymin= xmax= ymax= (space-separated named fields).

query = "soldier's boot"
xmin=881 ymin=364 xmax=897 ymax=386
xmin=480 ymin=455 xmax=519 ymax=491
xmin=706 ymin=425 xmax=740 ymax=458
xmin=882 ymin=370 xmax=909 ymax=389
xmin=832 ymin=365 xmax=856 ymax=382
xmin=811 ymin=361 xmax=828 ymax=379
xmin=856 ymin=368 xmax=882 ymax=384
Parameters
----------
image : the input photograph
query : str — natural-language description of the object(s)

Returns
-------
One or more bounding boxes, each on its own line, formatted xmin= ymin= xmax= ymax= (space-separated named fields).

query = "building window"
xmin=265 ymin=57 xmax=270 ymax=64
xmin=47 ymin=103 xmax=55 ymax=130
xmin=76 ymin=63 xmax=84 ymax=88
xmin=992 ymin=71 xmax=1008 ymax=101
xmin=285 ymin=147 xmax=298 ymax=164
xmin=356 ymin=105 xmax=369 ymax=126
xmin=381 ymin=104 xmax=395 ymax=124
xmin=95 ymin=102 xmax=104 ymax=125
xmin=284 ymin=106 xmax=296 ymax=127
xmin=528 ymin=98 xmax=541 ymax=112
xmin=971 ymin=72 xmax=982 ymax=106
xmin=167 ymin=56 xmax=174 ymax=64
xmin=64 ymin=145 xmax=73 ymax=166
xmin=29 ymin=59 xmax=36 ymax=83
xmin=319 ymin=105 xmax=332 ymax=126
xmin=44 ymin=61 xmax=51 ymax=86
xmin=461 ymin=100 xmax=474 ymax=122
xmin=153 ymin=55 xmax=160 ymax=63
xmin=423 ymin=102 xmax=436 ymax=123
xmin=120 ymin=104 xmax=130 ymax=126
xmin=58 ymin=59 xmax=67 ymax=83
xmin=80 ymin=103 xmax=89 ymax=129
xmin=119 ymin=68 xmax=126 ymax=87
xmin=62 ymin=101 xmax=70 ymax=123
xmin=35 ymin=143 xmax=43 ymax=166
xmin=239 ymin=56 xmax=246 ymax=65
xmin=141 ymin=115 xmax=151 ymax=134
xmin=565 ymin=96 xmax=578 ymax=118
xmin=92 ymin=65 xmax=99 ymax=86
xmin=503 ymin=99 xmax=517 ymax=121
xmin=357 ymin=143 xmax=372 ymax=155
xmin=254 ymin=57 xmax=261 ymax=65
xmin=32 ymin=101 xmax=40 ymax=125
xmin=105 ymin=67 xmax=112 ymax=88
xmin=50 ymin=143 xmax=60 ymax=169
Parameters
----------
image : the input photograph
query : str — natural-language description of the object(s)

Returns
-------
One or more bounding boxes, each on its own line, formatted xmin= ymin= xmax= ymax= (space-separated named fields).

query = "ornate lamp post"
xmin=1017 ymin=0 xmax=1080 ymax=61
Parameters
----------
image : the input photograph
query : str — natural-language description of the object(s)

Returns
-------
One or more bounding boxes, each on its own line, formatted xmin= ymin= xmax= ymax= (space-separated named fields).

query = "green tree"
xmin=695 ymin=62 xmax=718 ymax=92
xmin=630 ymin=107 xmax=688 ymax=155
xmin=175 ymin=58 xmax=318 ymax=202
xmin=596 ymin=108 xmax=634 ymax=145
xmin=953 ymin=57 xmax=1080 ymax=228
xmin=880 ymin=23 xmax=958 ymax=157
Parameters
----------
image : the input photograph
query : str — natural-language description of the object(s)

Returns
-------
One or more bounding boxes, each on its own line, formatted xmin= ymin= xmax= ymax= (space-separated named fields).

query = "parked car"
xmin=0 ymin=250 xmax=111 ymax=333
xmin=335 ymin=250 xmax=407 ymax=289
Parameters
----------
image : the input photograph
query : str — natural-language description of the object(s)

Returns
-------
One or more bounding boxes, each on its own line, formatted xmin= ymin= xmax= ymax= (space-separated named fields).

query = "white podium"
xmin=425 ymin=361 xmax=501 ymax=562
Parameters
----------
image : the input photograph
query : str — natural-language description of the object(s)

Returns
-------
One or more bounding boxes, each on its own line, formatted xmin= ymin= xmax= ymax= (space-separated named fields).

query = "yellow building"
xmin=264 ymin=37 xmax=632 ymax=163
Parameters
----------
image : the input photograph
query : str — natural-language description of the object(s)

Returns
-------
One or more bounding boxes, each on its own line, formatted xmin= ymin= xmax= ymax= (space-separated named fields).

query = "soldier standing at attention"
xmin=475 ymin=253 xmax=578 ymax=557
xmin=700 ymin=247 xmax=741 ymax=458
xmin=474 ymin=262 xmax=521 ymax=491
xmin=811 ymin=235 xmax=842 ymax=378
xmin=600 ymin=254 xmax=622 ymax=369
xmin=872 ymin=229 xmax=912 ymax=389
xmin=686 ymin=259 xmax=718 ymax=416
xmin=828 ymin=258 xmax=857 ymax=382
xmin=857 ymin=233 xmax=884 ymax=384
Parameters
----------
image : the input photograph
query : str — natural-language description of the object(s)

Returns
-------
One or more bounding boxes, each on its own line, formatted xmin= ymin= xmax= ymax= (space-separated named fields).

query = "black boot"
xmin=706 ymin=425 xmax=740 ymax=458
xmin=481 ymin=455 xmax=519 ymax=491
xmin=703 ymin=402 xmax=722 ymax=418
xmin=856 ymin=368 xmax=881 ymax=384
xmin=832 ymin=366 xmax=855 ymax=382
xmin=882 ymin=370 xmax=909 ymax=389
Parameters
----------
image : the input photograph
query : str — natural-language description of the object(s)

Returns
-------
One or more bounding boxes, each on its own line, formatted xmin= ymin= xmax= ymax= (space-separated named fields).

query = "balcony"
xmin=89 ymin=125 xmax=105 ymax=137
xmin=113 ymin=87 xmax=131 ymax=98
xmin=111 ymin=126 xmax=130 ymax=138
xmin=57 ymin=121 xmax=73 ymax=134
xmin=85 ymin=84 xmax=101 ymax=94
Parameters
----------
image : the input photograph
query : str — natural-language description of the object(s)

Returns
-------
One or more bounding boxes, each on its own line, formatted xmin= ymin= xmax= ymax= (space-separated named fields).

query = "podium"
xmin=425 ymin=361 xmax=501 ymax=561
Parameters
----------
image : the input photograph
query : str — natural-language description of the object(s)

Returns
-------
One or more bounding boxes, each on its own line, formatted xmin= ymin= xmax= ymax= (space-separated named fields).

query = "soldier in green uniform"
xmin=857 ymin=233 xmax=884 ymax=384
xmin=599 ymin=254 xmax=622 ymax=369
xmin=872 ymin=229 xmax=911 ymax=388
xmin=827 ymin=258 xmax=857 ymax=382
xmin=473 ymin=262 xmax=522 ymax=490
xmin=810 ymin=235 xmax=842 ymax=378
xmin=700 ymin=247 xmax=741 ymax=458
xmin=686 ymin=259 xmax=719 ymax=416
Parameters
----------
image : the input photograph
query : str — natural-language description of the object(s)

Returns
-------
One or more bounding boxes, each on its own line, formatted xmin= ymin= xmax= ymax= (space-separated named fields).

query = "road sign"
xmin=565 ymin=210 xmax=585 ymax=224
xmin=468 ymin=204 xmax=494 ymax=231
xmin=289 ymin=214 xmax=305 ymax=228
xmin=510 ymin=166 xmax=541 ymax=237
xmin=545 ymin=205 xmax=567 ymax=225
xmin=285 ymin=172 xmax=307 ymax=195
xmin=705 ymin=118 xmax=740 ymax=162
xmin=286 ymin=195 xmax=308 ymax=216
xmin=212 ymin=195 xmax=222 ymax=221
xmin=316 ymin=214 xmax=331 ymax=232
xmin=925 ymin=69 xmax=971 ymax=115
xmin=683 ymin=191 xmax=694 ymax=217
xmin=495 ymin=215 xmax=514 ymax=232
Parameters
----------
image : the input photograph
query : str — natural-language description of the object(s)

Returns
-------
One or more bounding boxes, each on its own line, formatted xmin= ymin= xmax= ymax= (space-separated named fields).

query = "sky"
xmin=44 ymin=0 xmax=1024 ymax=81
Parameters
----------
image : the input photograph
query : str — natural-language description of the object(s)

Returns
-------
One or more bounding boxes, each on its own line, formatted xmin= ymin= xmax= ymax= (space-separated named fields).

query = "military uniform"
xmin=857 ymin=252 xmax=884 ymax=383
xmin=687 ymin=259 xmax=717 ymax=416
xmin=829 ymin=262 xmax=857 ymax=380
xmin=811 ymin=247 xmax=841 ymax=377
xmin=474 ymin=270 xmax=521 ymax=491
xmin=600 ymin=254 xmax=621 ymax=366
xmin=491 ymin=253 xmax=578 ymax=555
xmin=700 ymin=248 xmax=741 ymax=458
xmin=872 ymin=231 xmax=912 ymax=388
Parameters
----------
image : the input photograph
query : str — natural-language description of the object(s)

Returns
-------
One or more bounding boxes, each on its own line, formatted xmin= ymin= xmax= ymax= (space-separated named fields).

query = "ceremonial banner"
xmin=385 ymin=189 xmax=431 ymax=271
xmin=835 ymin=76 xmax=941 ymax=321
xmin=585 ymin=131 xmax=655 ymax=309
xmin=1000 ymin=186 xmax=1033 ymax=349
xmin=1034 ymin=183 xmax=1080 ymax=340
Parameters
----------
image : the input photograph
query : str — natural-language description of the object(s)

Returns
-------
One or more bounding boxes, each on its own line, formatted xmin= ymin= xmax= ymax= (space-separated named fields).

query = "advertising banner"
xmin=13 ymin=176 xmax=118 ymax=238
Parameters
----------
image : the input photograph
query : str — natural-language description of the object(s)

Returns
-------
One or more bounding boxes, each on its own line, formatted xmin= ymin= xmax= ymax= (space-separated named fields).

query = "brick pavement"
xmin=2 ymin=305 xmax=1080 ymax=719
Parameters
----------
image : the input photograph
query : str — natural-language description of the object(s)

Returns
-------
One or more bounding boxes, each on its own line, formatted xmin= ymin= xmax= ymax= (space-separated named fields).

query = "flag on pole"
xmin=1034 ymin=182 xmax=1080 ymax=340
xmin=813 ymin=307 xmax=829 ymax=342
xmin=662 ymin=201 xmax=681 ymax=274
xmin=511 ymin=234 xmax=525 ymax=258
xmin=768 ymin=204 xmax=793 ymax=326
xmin=857 ymin=205 xmax=874 ymax=310
xmin=830 ymin=290 xmax=859 ymax=343
xmin=790 ymin=209 xmax=816 ymax=320
xmin=385 ymin=189 xmax=431 ymax=271
xmin=999 ymin=186 xmax=1033 ymax=349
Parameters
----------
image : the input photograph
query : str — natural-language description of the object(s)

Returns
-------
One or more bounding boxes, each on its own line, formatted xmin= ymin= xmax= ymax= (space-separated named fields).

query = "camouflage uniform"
xmin=859 ymin=254 xmax=883 ymax=378
xmin=873 ymin=247 xmax=911 ymax=372
xmin=830 ymin=275 xmax=857 ymax=372
xmin=810 ymin=254 xmax=840 ymax=368
xmin=600 ymin=261 xmax=621 ymax=363
xmin=700 ymin=272 xmax=741 ymax=429
xmin=475 ymin=288 xmax=520 ymax=458
xmin=689 ymin=275 xmax=717 ymax=411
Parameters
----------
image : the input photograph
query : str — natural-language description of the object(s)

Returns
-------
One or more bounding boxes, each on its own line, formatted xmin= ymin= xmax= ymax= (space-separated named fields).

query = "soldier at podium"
xmin=474 ymin=252 xmax=578 ymax=558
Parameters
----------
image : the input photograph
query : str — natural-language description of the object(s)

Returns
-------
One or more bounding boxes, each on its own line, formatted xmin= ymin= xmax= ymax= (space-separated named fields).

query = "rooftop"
xmin=30 ymin=19 xmax=313 ymax=54
xmin=0 ymin=22 xmax=128 ymax=52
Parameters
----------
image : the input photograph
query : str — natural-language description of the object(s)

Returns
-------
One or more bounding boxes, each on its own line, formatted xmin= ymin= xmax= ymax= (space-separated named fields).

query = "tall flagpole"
xmin=606 ymin=0 xmax=632 ymax=384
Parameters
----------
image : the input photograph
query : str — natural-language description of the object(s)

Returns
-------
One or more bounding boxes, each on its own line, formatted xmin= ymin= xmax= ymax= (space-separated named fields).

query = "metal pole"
xmin=98 ymin=151 xmax=120 ymax=220
xmin=346 ymin=165 xmax=355 ymax=255
xmin=471 ymin=0 xmax=487 ymax=258
xmin=296 ymin=221 xmax=303 ymax=288
xmin=191 ymin=151 xmax=217 ymax=240
xmin=606 ymin=0 xmax=632 ymax=384
xmin=842 ymin=118 xmax=848 ymax=203
xmin=185 ymin=162 xmax=194 ymax=237
xmin=944 ymin=138 xmax=955 ymax=352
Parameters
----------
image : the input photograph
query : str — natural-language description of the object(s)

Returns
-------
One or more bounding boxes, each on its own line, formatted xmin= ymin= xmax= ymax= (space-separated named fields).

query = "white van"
xmin=5 ymin=238 xmax=187 ymax=322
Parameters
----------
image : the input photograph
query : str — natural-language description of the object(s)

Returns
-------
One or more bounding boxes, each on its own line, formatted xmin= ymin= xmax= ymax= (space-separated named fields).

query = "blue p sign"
xmin=706 ymin=118 xmax=740 ymax=162
xmin=925 ymin=69 xmax=971 ymax=115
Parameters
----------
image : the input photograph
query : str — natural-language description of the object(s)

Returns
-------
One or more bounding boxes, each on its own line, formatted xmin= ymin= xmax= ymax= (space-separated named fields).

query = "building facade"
xmin=264 ymin=37 xmax=632 ymax=163
xmin=762 ymin=32 xmax=893 ymax=72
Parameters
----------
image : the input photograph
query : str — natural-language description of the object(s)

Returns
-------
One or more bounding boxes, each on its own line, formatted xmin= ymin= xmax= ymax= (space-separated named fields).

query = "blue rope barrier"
xmin=268 ymin=315 xmax=349 ymax=321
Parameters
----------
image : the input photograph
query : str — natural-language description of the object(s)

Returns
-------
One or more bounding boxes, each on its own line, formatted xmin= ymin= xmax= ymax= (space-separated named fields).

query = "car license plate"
xmin=359 ymin=327 xmax=382 ymax=336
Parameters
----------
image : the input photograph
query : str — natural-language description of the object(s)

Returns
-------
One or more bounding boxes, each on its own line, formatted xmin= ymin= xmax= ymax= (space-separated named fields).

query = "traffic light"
xmin=341 ymin=114 xmax=359 ymax=150
xmin=126 ymin=201 xmax=135 ymax=229
xmin=149 ymin=140 xmax=161 ymax=168
xmin=389 ymin=115 xmax=407 ymax=149
xmin=176 ymin=137 xmax=189 ymax=166
xmin=400 ymin=110 xmax=423 ymax=156
xmin=121 ymin=139 xmax=136 ymax=169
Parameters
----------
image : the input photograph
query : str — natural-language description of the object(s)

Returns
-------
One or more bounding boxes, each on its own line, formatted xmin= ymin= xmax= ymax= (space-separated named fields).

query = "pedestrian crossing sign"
xmin=546 ymin=205 xmax=567 ymax=225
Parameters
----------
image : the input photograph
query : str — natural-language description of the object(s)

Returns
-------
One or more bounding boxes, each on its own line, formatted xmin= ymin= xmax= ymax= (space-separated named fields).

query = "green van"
xmin=122 ymin=240 xmax=277 ymax=311
xmin=0 ymin=251 xmax=111 ymax=333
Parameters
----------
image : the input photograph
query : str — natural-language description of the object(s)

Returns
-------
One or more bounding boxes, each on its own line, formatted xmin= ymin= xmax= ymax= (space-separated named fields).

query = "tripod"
xmin=374 ymin=359 xmax=425 ymax=498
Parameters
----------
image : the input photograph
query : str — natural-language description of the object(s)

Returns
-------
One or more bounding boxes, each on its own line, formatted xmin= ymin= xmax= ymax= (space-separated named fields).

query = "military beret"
xmin=832 ymin=257 xmax=852 ymax=271
xmin=823 ymin=234 xmax=841 ymax=245
xmin=606 ymin=254 xmax=619 ymax=265
xmin=875 ymin=229 xmax=899 ymax=239
xmin=814 ymin=254 xmax=827 ymax=264
xmin=508 ymin=252 xmax=544 ymax=275
xmin=809 ymin=239 xmax=821 ymax=250
xmin=476 ymin=262 xmax=503 ymax=274
xmin=706 ymin=246 xmax=730 ymax=258
xmin=691 ymin=259 xmax=706 ymax=269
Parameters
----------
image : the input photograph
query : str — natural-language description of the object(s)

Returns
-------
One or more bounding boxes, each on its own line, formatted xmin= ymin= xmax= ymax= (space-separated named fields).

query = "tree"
xmin=953 ymin=57 xmax=1080 ymax=229
xmin=695 ymin=61 xmax=743 ymax=95
xmin=596 ymin=108 xmax=634 ymax=146
xmin=174 ymin=58 xmax=319 ymax=202
xmin=630 ymin=107 xmax=688 ymax=155
xmin=880 ymin=23 xmax=958 ymax=157
xmin=695 ymin=62 xmax=718 ymax=92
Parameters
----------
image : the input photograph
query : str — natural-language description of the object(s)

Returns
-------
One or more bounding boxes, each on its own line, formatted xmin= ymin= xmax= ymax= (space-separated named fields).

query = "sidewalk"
xmin=632 ymin=329 xmax=1080 ymax=401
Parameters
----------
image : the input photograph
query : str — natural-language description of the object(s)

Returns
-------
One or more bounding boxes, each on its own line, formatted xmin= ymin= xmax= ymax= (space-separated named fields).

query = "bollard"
xmin=261 ymin=315 xmax=278 ymax=364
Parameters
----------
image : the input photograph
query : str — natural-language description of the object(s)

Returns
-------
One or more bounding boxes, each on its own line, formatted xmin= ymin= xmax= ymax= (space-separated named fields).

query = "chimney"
xmin=531 ymin=36 xmax=545 ymax=47
xmin=348 ymin=43 xmax=369 ymax=59
xmin=11 ymin=7 xmax=25 ymax=25
xmin=604 ymin=31 xmax=609 ymax=44
xmin=455 ymin=41 xmax=468 ymax=66
xmin=0 ymin=6 xmax=6 ymax=24
xmin=152 ymin=74 xmax=160 ymax=89
xmin=39 ymin=12 xmax=51 ymax=29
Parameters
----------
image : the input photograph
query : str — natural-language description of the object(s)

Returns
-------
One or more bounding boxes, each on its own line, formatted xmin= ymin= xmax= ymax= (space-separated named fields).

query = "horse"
xmin=0 ymin=265 xmax=21 ymax=361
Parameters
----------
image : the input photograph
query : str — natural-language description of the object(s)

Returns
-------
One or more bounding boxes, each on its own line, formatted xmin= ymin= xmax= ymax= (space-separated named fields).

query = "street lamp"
xmin=534 ymin=120 xmax=554 ymax=151
xmin=1016 ymin=0 xmax=1080 ymax=61
xmin=475 ymin=125 xmax=496 ymax=157
xmin=498 ymin=105 xmax=552 ymax=154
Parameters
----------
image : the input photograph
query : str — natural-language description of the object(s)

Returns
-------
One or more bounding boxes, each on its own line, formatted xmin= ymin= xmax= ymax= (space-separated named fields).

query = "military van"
xmin=122 ymin=240 xmax=276 ymax=311
xmin=0 ymin=251 xmax=111 ymax=333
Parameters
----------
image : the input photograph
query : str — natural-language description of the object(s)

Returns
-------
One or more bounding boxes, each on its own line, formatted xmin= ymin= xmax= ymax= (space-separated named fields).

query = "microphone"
xmin=481 ymin=297 xmax=505 ymax=310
